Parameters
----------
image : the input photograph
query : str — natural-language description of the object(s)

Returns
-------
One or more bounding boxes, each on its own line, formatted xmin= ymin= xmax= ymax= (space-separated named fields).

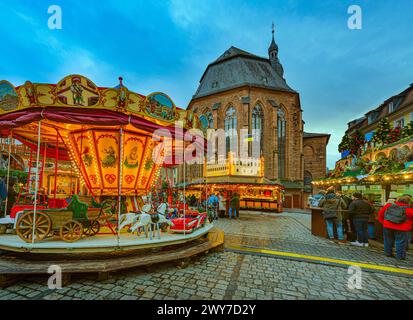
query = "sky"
xmin=0 ymin=0 xmax=412 ymax=168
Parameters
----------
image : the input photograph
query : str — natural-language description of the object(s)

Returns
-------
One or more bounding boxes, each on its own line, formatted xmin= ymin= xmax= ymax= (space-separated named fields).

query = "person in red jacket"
xmin=377 ymin=195 xmax=413 ymax=260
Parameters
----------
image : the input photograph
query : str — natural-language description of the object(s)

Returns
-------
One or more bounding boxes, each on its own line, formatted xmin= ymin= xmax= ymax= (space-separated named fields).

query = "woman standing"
xmin=218 ymin=192 xmax=226 ymax=218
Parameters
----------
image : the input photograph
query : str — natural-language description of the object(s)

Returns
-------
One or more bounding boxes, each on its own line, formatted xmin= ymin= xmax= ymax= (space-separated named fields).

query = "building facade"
xmin=180 ymin=28 xmax=329 ymax=209
xmin=316 ymin=83 xmax=413 ymax=206
xmin=344 ymin=84 xmax=413 ymax=140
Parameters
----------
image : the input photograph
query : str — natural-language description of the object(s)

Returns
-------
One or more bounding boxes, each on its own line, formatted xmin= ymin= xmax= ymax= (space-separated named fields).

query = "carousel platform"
xmin=0 ymin=224 xmax=214 ymax=254
xmin=0 ymin=226 xmax=224 ymax=287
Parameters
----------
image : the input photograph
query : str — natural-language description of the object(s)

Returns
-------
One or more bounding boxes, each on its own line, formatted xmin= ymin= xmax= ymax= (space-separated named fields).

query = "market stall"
xmin=185 ymin=183 xmax=284 ymax=214
xmin=312 ymin=137 xmax=413 ymax=242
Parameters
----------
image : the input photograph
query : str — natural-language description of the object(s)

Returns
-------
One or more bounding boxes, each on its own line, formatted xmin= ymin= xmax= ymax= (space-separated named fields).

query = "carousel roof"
xmin=0 ymin=75 xmax=204 ymax=150
xmin=0 ymin=75 xmax=207 ymax=195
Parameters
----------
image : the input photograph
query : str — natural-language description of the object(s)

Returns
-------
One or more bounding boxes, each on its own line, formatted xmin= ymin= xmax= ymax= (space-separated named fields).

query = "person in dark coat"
xmin=348 ymin=192 xmax=375 ymax=247
xmin=0 ymin=177 xmax=7 ymax=216
xmin=319 ymin=189 xmax=347 ymax=243
xmin=229 ymin=193 xmax=239 ymax=219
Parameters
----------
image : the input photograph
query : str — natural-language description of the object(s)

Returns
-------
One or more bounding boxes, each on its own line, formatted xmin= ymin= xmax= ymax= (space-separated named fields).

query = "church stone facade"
xmin=183 ymin=29 xmax=329 ymax=209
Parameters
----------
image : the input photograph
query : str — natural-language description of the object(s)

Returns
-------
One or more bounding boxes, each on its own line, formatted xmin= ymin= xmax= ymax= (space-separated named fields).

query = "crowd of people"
xmin=185 ymin=191 xmax=240 ymax=220
xmin=314 ymin=187 xmax=412 ymax=261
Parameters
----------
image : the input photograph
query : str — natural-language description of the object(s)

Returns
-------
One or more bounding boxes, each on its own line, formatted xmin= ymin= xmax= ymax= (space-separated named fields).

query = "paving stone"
xmin=2 ymin=212 xmax=412 ymax=301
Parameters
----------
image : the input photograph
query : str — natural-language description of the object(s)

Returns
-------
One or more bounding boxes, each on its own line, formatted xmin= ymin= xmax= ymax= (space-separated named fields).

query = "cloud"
xmin=168 ymin=0 xmax=207 ymax=28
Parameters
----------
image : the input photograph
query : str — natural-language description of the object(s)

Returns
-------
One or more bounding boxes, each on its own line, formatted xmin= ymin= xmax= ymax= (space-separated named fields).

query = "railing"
xmin=206 ymin=156 xmax=263 ymax=177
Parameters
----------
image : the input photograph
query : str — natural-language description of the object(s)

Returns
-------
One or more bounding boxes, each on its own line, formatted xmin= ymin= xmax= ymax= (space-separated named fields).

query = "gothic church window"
xmin=278 ymin=108 xmax=286 ymax=179
xmin=225 ymin=106 xmax=237 ymax=157
xmin=252 ymin=104 xmax=264 ymax=156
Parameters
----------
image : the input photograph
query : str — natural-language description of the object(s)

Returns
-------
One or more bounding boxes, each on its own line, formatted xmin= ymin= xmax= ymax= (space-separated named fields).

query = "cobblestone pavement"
xmin=219 ymin=212 xmax=413 ymax=269
xmin=0 ymin=212 xmax=412 ymax=300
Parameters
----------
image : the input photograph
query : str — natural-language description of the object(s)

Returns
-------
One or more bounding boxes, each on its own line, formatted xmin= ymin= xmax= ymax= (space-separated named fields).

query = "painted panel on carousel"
xmin=35 ymin=84 xmax=56 ymax=105
xmin=122 ymin=133 xmax=146 ymax=189
xmin=0 ymin=80 xmax=19 ymax=113
xmin=97 ymin=133 xmax=119 ymax=189
xmin=16 ymin=81 xmax=37 ymax=108
xmin=136 ymin=139 xmax=161 ymax=190
xmin=126 ymin=92 xmax=145 ymax=114
xmin=70 ymin=131 xmax=101 ymax=189
xmin=100 ymin=88 xmax=120 ymax=109
xmin=145 ymin=92 xmax=175 ymax=122
xmin=56 ymin=75 xmax=100 ymax=107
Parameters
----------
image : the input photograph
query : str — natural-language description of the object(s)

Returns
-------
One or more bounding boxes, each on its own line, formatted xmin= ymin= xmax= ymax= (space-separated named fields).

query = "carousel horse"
xmin=118 ymin=212 xmax=139 ymax=231
xmin=118 ymin=203 xmax=152 ymax=232
xmin=129 ymin=202 xmax=174 ymax=240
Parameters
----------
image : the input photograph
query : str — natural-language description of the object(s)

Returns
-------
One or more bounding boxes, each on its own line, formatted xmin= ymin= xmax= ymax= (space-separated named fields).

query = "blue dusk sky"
xmin=0 ymin=0 xmax=412 ymax=168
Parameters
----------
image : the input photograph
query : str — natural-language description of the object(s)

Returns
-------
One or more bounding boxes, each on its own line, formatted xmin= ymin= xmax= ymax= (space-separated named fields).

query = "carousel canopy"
xmin=0 ymin=75 xmax=205 ymax=195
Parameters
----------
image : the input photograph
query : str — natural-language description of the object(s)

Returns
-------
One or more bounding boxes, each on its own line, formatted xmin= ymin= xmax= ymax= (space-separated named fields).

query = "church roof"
xmin=303 ymin=132 xmax=331 ymax=144
xmin=192 ymin=46 xmax=295 ymax=100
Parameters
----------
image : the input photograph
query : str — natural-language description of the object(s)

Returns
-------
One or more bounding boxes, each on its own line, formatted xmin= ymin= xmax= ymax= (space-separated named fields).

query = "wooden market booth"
xmin=184 ymin=182 xmax=284 ymax=214
xmin=311 ymin=170 xmax=413 ymax=242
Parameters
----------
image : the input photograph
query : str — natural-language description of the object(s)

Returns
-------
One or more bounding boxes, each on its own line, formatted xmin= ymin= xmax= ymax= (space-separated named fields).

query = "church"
xmin=181 ymin=26 xmax=330 ymax=209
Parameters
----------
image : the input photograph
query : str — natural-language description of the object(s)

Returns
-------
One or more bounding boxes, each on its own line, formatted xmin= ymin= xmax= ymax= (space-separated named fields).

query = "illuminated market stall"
xmin=311 ymin=124 xmax=413 ymax=240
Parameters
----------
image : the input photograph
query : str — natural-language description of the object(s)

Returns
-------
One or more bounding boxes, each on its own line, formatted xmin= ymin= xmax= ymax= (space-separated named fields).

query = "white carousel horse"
xmin=118 ymin=203 xmax=153 ymax=231
xmin=118 ymin=212 xmax=139 ymax=231
xmin=129 ymin=203 xmax=174 ymax=240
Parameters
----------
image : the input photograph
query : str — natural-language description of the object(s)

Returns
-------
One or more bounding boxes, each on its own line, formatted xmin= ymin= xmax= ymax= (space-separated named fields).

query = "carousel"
xmin=0 ymin=76 xmax=223 ymax=281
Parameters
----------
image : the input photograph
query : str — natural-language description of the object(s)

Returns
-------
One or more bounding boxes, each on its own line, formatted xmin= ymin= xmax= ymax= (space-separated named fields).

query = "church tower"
xmin=268 ymin=23 xmax=284 ymax=78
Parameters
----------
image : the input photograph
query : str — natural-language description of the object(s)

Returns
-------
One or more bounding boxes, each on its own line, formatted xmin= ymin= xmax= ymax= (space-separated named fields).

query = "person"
xmin=319 ymin=188 xmax=347 ymax=243
xmin=363 ymin=196 xmax=377 ymax=240
xmin=348 ymin=192 xmax=375 ymax=247
xmin=377 ymin=195 xmax=413 ymax=260
xmin=208 ymin=193 xmax=219 ymax=220
xmin=218 ymin=192 xmax=226 ymax=218
xmin=0 ymin=177 xmax=7 ymax=217
xmin=5 ymin=177 xmax=18 ymax=216
xmin=229 ymin=193 xmax=239 ymax=219
xmin=401 ymin=194 xmax=413 ymax=249
xmin=308 ymin=191 xmax=326 ymax=208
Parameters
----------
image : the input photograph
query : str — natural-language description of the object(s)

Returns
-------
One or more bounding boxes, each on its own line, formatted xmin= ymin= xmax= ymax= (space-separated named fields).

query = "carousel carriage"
xmin=170 ymin=210 xmax=207 ymax=234
xmin=15 ymin=195 xmax=105 ymax=243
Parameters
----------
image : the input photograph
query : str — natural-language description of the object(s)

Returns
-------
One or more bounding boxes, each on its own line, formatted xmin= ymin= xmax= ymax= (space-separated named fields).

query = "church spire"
xmin=268 ymin=22 xmax=284 ymax=78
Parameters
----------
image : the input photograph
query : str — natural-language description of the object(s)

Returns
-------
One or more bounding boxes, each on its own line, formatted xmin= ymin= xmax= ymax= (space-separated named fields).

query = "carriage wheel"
xmin=16 ymin=211 xmax=51 ymax=243
xmin=60 ymin=220 xmax=83 ymax=242
xmin=83 ymin=220 xmax=100 ymax=237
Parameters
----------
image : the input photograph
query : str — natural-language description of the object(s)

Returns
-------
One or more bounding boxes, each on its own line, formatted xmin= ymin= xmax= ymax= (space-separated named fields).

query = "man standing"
xmin=377 ymin=195 xmax=413 ymax=260
xmin=229 ymin=193 xmax=239 ymax=220
xmin=319 ymin=188 xmax=347 ymax=243
xmin=348 ymin=192 xmax=375 ymax=247
xmin=208 ymin=193 xmax=219 ymax=220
